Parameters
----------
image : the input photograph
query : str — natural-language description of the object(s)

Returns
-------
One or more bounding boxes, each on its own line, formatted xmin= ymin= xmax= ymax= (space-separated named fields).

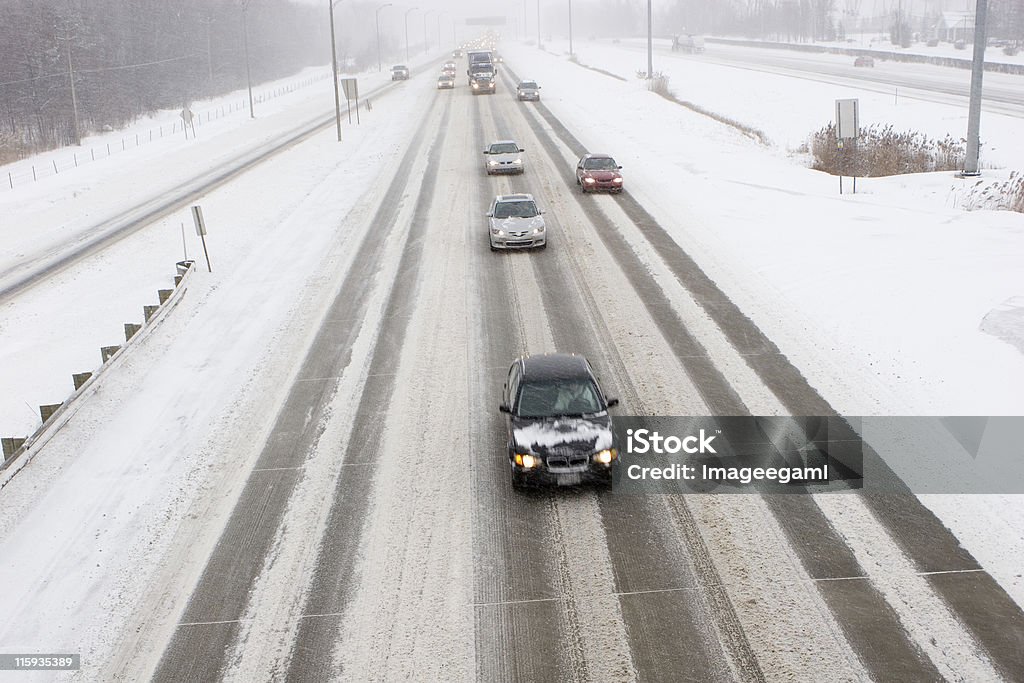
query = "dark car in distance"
xmin=500 ymin=353 xmax=619 ymax=488
xmin=576 ymin=154 xmax=624 ymax=193
xmin=471 ymin=73 xmax=496 ymax=95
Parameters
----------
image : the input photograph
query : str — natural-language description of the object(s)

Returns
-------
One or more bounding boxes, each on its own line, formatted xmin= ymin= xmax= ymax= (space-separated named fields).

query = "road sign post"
xmin=191 ymin=205 xmax=212 ymax=272
xmin=835 ymin=98 xmax=859 ymax=194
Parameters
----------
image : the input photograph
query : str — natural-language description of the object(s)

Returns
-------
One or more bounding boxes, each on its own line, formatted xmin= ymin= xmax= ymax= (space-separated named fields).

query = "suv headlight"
xmin=593 ymin=449 xmax=618 ymax=464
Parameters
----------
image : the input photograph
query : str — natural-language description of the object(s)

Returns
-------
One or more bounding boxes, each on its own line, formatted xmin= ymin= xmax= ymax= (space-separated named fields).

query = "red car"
xmin=575 ymin=154 xmax=623 ymax=193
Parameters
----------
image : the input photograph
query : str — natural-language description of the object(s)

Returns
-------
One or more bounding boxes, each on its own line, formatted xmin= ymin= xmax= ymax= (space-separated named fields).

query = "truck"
xmin=466 ymin=49 xmax=494 ymax=83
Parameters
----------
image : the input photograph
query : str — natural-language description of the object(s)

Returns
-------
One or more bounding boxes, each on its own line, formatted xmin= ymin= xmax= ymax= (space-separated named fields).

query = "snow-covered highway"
xmin=1 ymin=37 xmax=1023 ymax=683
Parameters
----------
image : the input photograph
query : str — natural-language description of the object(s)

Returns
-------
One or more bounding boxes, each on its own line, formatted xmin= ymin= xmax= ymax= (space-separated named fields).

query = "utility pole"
xmin=963 ymin=0 xmax=988 ymax=175
xmin=329 ymin=0 xmax=344 ymax=142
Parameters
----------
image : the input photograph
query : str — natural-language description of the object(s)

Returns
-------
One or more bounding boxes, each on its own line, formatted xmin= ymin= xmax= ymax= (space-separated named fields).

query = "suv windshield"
xmin=516 ymin=380 xmax=602 ymax=417
xmin=584 ymin=157 xmax=618 ymax=170
xmin=493 ymin=200 xmax=538 ymax=219
xmin=489 ymin=143 xmax=519 ymax=155
xmin=519 ymin=82 xmax=537 ymax=89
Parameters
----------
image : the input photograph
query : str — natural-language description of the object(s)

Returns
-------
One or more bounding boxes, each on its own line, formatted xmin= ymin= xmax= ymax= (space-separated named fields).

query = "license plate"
xmin=557 ymin=473 xmax=582 ymax=486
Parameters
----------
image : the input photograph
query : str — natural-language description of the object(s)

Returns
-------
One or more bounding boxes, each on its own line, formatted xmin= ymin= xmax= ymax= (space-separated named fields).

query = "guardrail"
xmin=705 ymin=37 xmax=1024 ymax=76
xmin=0 ymin=260 xmax=197 ymax=488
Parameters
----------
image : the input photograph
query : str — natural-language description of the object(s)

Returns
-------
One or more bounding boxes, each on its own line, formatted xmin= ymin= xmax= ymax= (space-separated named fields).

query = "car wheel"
xmin=581 ymin=184 xmax=588 ymax=194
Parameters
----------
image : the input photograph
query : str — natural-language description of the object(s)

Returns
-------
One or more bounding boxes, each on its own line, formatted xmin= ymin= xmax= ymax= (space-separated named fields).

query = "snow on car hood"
xmin=490 ymin=216 xmax=545 ymax=232
xmin=511 ymin=414 xmax=613 ymax=455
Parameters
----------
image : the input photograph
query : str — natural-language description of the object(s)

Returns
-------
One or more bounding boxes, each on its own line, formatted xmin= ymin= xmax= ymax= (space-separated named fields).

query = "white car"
xmin=483 ymin=140 xmax=525 ymax=175
xmin=487 ymin=193 xmax=546 ymax=251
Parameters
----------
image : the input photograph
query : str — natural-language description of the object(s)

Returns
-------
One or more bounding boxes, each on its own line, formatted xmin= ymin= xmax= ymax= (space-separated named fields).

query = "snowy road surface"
xmin=1 ymin=42 xmax=1023 ymax=682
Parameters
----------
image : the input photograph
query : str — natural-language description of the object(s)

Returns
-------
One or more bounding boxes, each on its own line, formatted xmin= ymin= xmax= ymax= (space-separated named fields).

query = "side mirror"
xmin=539 ymin=210 xmax=546 ymax=214
xmin=483 ymin=149 xmax=489 ymax=154
xmin=618 ymin=165 xmax=623 ymax=170
xmin=485 ymin=212 xmax=493 ymax=217
xmin=498 ymin=403 xmax=511 ymax=414
xmin=519 ymin=148 xmax=525 ymax=152
xmin=606 ymin=397 xmax=620 ymax=408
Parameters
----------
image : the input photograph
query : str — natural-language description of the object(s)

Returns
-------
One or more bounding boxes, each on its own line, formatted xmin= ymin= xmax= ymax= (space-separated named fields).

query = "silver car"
xmin=483 ymin=140 xmax=525 ymax=175
xmin=487 ymin=193 xmax=546 ymax=251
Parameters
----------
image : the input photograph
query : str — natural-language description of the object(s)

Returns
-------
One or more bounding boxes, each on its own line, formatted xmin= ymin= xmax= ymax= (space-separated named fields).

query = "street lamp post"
xmin=376 ymin=3 xmax=392 ymax=72
xmin=537 ymin=0 xmax=542 ymax=49
xmin=329 ymin=0 xmax=344 ymax=142
xmin=435 ymin=12 xmax=445 ymax=54
xmin=963 ymin=0 xmax=989 ymax=175
xmin=424 ymin=9 xmax=434 ymax=53
xmin=405 ymin=7 xmax=417 ymax=61
xmin=242 ymin=0 xmax=255 ymax=117
xmin=568 ymin=0 xmax=573 ymax=56
xmin=646 ymin=0 xmax=653 ymax=78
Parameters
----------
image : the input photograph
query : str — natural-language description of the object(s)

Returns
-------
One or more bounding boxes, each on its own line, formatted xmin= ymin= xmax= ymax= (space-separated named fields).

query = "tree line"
xmin=0 ymin=0 xmax=327 ymax=162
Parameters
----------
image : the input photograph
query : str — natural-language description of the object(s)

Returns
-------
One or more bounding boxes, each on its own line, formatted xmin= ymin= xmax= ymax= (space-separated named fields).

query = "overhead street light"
xmin=329 ymin=0 xmax=345 ymax=142
xmin=376 ymin=3 xmax=393 ymax=72
xmin=405 ymin=7 xmax=418 ymax=61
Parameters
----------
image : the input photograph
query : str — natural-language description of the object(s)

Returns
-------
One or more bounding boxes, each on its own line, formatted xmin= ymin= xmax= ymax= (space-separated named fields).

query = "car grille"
xmin=546 ymin=455 xmax=589 ymax=468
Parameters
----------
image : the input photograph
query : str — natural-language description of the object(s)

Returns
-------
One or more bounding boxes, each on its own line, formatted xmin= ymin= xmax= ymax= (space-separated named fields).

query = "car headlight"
xmin=488 ymin=160 xmax=499 ymax=166
xmin=515 ymin=453 xmax=541 ymax=469
xmin=533 ymin=226 xmax=544 ymax=234
xmin=491 ymin=228 xmax=504 ymax=236
xmin=513 ymin=159 xmax=523 ymax=165
xmin=613 ymin=177 xmax=623 ymax=183
xmin=472 ymin=83 xmax=479 ymax=89
xmin=584 ymin=177 xmax=596 ymax=184
xmin=593 ymin=449 xmax=618 ymax=464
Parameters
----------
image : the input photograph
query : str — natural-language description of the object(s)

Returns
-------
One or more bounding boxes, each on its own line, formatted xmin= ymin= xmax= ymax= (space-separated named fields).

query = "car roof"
xmin=518 ymin=353 xmax=592 ymax=381
xmin=495 ymin=193 xmax=534 ymax=202
xmin=518 ymin=80 xmax=537 ymax=85
xmin=583 ymin=153 xmax=615 ymax=160
xmin=489 ymin=139 xmax=519 ymax=146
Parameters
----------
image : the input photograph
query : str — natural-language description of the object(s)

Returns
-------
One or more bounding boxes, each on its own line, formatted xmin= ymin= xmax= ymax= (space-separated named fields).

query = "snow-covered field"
xmin=1 ymin=35 xmax=1023 ymax=679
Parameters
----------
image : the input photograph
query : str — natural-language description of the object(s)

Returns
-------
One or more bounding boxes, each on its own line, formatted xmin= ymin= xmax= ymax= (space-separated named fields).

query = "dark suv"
xmin=499 ymin=353 xmax=619 ymax=488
